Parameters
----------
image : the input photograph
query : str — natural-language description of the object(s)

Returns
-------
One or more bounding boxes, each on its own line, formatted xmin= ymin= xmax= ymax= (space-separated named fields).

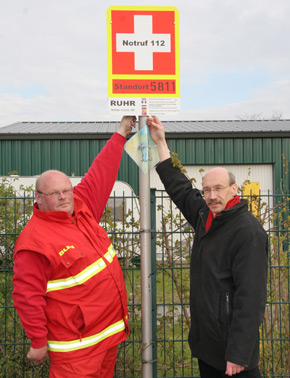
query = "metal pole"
xmin=139 ymin=115 xmax=153 ymax=378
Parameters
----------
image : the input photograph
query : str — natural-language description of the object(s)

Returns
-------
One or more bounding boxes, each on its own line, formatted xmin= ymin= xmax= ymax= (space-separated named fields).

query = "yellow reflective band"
xmin=46 ymin=257 xmax=106 ymax=292
xmin=46 ymin=244 xmax=116 ymax=293
xmin=47 ymin=319 xmax=125 ymax=352
xmin=104 ymin=244 xmax=116 ymax=263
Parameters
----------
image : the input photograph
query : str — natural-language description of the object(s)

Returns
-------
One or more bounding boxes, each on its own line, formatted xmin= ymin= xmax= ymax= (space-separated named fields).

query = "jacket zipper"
xmin=226 ymin=292 xmax=230 ymax=325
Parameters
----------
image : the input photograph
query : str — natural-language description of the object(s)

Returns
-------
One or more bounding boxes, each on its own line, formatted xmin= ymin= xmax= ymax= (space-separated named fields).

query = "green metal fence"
xmin=0 ymin=187 xmax=289 ymax=377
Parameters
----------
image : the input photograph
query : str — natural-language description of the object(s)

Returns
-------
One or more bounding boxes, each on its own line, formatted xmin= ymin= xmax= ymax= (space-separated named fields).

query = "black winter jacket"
xmin=156 ymin=158 xmax=268 ymax=371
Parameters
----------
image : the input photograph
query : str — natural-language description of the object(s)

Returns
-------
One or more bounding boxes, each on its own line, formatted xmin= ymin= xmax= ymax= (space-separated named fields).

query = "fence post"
xmin=151 ymin=188 xmax=157 ymax=378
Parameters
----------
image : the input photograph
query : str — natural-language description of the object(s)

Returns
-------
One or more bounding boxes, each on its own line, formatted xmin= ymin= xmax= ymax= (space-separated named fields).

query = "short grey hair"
xmin=228 ymin=171 xmax=236 ymax=185
xmin=35 ymin=176 xmax=41 ymax=192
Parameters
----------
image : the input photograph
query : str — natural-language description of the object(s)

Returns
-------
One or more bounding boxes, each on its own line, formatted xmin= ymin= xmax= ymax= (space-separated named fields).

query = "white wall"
xmin=150 ymin=164 xmax=274 ymax=195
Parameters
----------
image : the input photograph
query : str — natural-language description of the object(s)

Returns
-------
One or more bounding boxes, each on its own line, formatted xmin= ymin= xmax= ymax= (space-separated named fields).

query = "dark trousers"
xmin=198 ymin=359 xmax=261 ymax=378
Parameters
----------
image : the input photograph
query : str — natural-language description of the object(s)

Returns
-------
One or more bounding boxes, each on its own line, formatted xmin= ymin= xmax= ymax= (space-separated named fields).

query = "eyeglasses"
xmin=201 ymin=184 xmax=232 ymax=196
xmin=37 ymin=189 xmax=73 ymax=197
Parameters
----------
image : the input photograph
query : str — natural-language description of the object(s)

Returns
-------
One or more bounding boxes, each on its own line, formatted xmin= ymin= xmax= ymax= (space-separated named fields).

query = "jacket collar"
xmin=200 ymin=198 xmax=248 ymax=226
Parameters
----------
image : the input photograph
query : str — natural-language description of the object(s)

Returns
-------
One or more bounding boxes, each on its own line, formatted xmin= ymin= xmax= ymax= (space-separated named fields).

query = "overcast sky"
xmin=1 ymin=0 xmax=290 ymax=127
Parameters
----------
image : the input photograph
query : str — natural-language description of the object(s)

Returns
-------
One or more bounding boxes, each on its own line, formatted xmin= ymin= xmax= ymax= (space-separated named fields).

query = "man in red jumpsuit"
xmin=12 ymin=116 xmax=136 ymax=378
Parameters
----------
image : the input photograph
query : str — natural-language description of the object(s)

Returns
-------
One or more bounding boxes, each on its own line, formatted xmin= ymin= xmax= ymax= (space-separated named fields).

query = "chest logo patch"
xmin=59 ymin=245 xmax=75 ymax=256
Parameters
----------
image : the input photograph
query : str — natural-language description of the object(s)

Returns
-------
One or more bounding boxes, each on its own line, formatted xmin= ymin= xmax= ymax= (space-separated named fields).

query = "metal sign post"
xmin=138 ymin=115 xmax=153 ymax=378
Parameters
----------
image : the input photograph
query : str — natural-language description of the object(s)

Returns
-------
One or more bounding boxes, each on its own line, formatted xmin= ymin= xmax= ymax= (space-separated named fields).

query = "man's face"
xmin=35 ymin=171 xmax=74 ymax=215
xmin=202 ymin=168 xmax=238 ymax=216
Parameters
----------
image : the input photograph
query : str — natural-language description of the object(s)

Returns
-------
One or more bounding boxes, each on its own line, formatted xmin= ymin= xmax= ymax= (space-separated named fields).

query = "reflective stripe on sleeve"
xmin=47 ymin=319 xmax=125 ymax=353
xmin=46 ymin=244 xmax=116 ymax=293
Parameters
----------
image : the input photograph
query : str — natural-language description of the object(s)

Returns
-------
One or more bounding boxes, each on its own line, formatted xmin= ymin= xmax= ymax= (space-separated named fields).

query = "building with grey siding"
xmin=1 ymin=119 xmax=290 ymax=194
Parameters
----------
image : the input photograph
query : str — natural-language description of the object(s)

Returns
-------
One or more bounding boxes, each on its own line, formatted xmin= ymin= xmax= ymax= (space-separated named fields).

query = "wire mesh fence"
xmin=0 ymin=187 xmax=289 ymax=377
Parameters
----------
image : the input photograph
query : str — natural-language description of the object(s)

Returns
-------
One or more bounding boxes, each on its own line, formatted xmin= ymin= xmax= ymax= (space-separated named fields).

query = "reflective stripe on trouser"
xmin=47 ymin=319 xmax=125 ymax=353
xmin=46 ymin=244 xmax=116 ymax=293
xmin=49 ymin=345 xmax=118 ymax=378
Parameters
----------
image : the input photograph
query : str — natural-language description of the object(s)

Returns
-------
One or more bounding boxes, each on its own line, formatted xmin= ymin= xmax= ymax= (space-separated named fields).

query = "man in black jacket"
xmin=148 ymin=116 xmax=268 ymax=377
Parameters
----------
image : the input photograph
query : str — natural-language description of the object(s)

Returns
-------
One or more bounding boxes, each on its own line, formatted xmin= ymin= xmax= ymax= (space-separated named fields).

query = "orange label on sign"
xmin=112 ymin=79 xmax=177 ymax=94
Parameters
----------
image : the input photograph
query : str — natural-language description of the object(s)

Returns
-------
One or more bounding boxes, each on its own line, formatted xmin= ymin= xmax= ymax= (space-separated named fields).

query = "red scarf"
xmin=205 ymin=195 xmax=241 ymax=231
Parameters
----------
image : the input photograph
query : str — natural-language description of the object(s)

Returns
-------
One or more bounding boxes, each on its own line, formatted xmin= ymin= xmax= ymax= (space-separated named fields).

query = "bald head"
xmin=35 ymin=170 xmax=71 ymax=192
xmin=35 ymin=170 xmax=74 ymax=215
xmin=202 ymin=167 xmax=236 ymax=186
